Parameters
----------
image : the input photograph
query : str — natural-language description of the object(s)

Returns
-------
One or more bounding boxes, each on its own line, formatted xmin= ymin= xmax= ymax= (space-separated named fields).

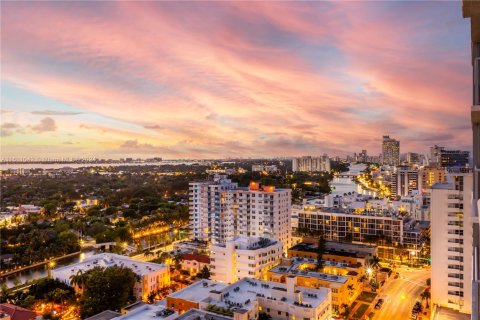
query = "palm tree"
xmin=369 ymin=256 xmax=381 ymax=270
xmin=420 ymin=290 xmax=431 ymax=308
xmin=359 ymin=274 xmax=368 ymax=289
xmin=51 ymin=288 xmax=69 ymax=314
xmin=69 ymin=269 xmax=85 ymax=290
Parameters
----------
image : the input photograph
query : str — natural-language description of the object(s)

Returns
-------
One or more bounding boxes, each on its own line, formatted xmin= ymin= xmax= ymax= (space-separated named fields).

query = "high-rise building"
xmin=421 ymin=167 xmax=447 ymax=191
xmin=440 ymin=149 xmax=470 ymax=168
xmin=430 ymin=145 xmax=445 ymax=165
xmin=406 ymin=152 xmax=422 ymax=165
xmin=430 ymin=145 xmax=470 ymax=168
xmin=382 ymin=136 xmax=400 ymax=166
xmin=431 ymin=170 xmax=473 ymax=314
xmin=462 ymin=3 xmax=480 ymax=318
xmin=391 ymin=167 xmax=421 ymax=197
xmin=292 ymin=155 xmax=330 ymax=172
xmin=189 ymin=176 xmax=292 ymax=252
xmin=210 ymin=236 xmax=283 ymax=283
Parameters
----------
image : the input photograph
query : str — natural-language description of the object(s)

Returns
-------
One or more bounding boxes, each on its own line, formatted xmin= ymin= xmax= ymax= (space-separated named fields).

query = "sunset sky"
xmin=0 ymin=1 xmax=472 ymax=159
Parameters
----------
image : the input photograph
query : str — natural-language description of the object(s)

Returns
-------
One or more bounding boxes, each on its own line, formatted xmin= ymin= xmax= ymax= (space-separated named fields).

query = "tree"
xmin=197 ymin=265 xmax=211 ymax=279
xmin=359 ymin=274 xmax=368 ymax=289
xmin=258 ymin=313 xmax=272 ymax=320
xmin=316 ymin=235 xmax=326 ymax=271
xmin=79 ymin=266 xmax=138 ymax=318
xmin=51 ymin=288 xmax=69 ymax=313
xmin=420 ymin=290 xmax=431 ymax=308
xmin=369 ymin=256 xmax=381 ymax=269
xmin=347 ymin=284 xmax=355 ymax=297
xmin=426 ymin=278 xmax=431 ymax=286
xmin=69 ymin=269 xmax=86 ymax=290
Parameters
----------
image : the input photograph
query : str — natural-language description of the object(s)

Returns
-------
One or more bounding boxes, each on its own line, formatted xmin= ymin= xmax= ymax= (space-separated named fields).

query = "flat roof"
xmin=269 ymin=258 xmax=349 ymax=284
xmin=207 ymin=278 xmax=329 ymax=310
xmin=168 ymin=280 xmax=227 ymax=303
xmin=175 ymin=309 xmax=232 ymax=320
xmin=115 ymin=303 xmax=177 ymax=320
xmin=53 ymin=253 xmax=168 ymax=281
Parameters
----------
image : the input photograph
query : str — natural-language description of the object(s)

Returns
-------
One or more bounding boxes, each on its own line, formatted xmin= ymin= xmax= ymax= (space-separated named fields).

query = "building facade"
xmin=391 ymin=167 xmax=421 ymax=197
xmin=292 ymin=156 xmax=331 ymax=172
xmin=52 ymin=253 xmax=170 ymax=301
xmin=210 ymin=236 xmax=283 ymax=283
xmin=167 ymin=278 xmax=332 ymax=320
xmin=382 ymin=136 xmax=400 ymax=166
xmin=431 ymin=172 xmax=473 ymax=314
xmin=189 ymin=176 xmax=292 ymax=252
xmin=463 ymin=3 xmax=480 ymax=318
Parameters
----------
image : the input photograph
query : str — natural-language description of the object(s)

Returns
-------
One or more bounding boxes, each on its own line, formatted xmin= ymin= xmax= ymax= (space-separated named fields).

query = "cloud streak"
xmin=0 ymin=1 xmax=472 ymax=158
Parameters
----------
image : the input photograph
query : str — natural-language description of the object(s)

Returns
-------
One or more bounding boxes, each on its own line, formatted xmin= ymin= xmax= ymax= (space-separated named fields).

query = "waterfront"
xmin=330 ymin=163 xmax=379 ymax=197
xmin=1 ymin=250 xmax=96 ymax=288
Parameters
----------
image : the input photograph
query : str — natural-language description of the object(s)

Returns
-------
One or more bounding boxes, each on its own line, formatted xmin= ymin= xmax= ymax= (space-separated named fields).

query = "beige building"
xmin=52 ymin=253 xmax=170 ymax=301
xmin=210 ymin=236 xmax=283 ymax=283
xmin=431 ymin=171 xmax=473 ymax=314
xmin=167 ymin=278 xmax=332 ymax=320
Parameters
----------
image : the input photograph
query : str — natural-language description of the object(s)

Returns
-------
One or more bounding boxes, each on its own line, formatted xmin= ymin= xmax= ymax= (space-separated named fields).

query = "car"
xmin=374 ymin=299 xmax=384 ymax=309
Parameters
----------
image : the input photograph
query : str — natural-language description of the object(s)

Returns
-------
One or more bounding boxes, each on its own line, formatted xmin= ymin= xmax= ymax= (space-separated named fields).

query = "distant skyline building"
xmin=382 ymin=135 xmax=400 ymax=166
xmin=292 ymin=155 xmax=330 ymax=172
xmin=430 ymin=145 xmax=470 ymax=168
xmin=431 ymin=171 xmax=473 ymax=314
xmin=189 ymin=176 xmax=292 ymax=252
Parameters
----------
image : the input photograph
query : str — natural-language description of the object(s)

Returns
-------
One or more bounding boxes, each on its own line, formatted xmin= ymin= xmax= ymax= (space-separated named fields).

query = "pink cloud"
xmin=0 ymin=1 xmax=472 ymax=158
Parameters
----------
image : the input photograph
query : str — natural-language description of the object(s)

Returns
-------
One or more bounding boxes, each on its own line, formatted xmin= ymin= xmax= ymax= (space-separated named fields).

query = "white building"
xmin=391 ymin=167 xmax=421 ymax=197
xmin=210 ymin=237 xmax=283 ymax=283
xmin=252 ymin=164 xmax=278 ymax=173
xmin=292 ymin=155 xmax=331 ymax=172
xmin=168 ymin=278 xmax=331 ymax=320
xmin=189 ymin=176 xmax=292 ymax=252
xmin=431 ymin=171 xmax=473 ymax=314
xmin=52 ymin=253 xmax=170 ymax=301
xmin=112 ymin=302 xmax=178 ymax=320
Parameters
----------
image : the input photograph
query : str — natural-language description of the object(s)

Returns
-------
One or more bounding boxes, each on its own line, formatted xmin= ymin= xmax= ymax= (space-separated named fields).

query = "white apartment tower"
xmin=189 ymin=176 xmax=292 ymax=252
xmin=292 ymin=155 xmax=331 ymax=172
xmin=431 ymin=171 xmax=473 ymax=314
xmin=210 ymin=236 xmax=283 ymax=283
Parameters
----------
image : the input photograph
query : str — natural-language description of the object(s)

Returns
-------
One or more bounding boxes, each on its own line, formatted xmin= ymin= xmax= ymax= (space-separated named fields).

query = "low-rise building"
xmin=167 ymin=278 xmax=332 ymax=320
xmin=52 ymin=253 xmax=170 ymax=301
xmin=180 ymin=254 xmax=210 ymax=276
xmin=210 ymin=236 xmax=283 ymax=283
xmin=268 ymin=257 xmax=362 ymax=311
xmin=288 ymin=241 xmax=375 ymax=266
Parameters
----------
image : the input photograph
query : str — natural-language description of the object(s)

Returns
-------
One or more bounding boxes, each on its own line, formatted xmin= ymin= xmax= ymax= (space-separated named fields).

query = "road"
xmin=373 ymin=266 xmax=430 ymax=320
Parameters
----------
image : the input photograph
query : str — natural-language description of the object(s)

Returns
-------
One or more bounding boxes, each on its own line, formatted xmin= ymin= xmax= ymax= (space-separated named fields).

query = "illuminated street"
xmin=373 ymin=267 xmax=430 ymax=320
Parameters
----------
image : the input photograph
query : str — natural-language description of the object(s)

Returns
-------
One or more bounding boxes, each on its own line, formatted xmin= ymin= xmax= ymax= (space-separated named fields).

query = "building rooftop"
xmin=0 ymin=303 xmax=37 ymax=320
xmin=204 ymin=278 xmax=329 ymax=311
xmin=114 ymin=302 xmax=177 ymax=320
xmin=175 ymin=309 xmax=232 ymax=320
xmin=289 ymin=243 xmax=368 ymax=260
xmin=52 ymin=253 xmax=168 ymax=282
xmin=269 ymin=258 xmax=349 ymax=284
xmin=85 ymin=310 xmax=121 ymax=320
xmin=212 ymin=236 xmax=279 ymax=251
xmin=168 ymin=280 xmax=227 ymax=303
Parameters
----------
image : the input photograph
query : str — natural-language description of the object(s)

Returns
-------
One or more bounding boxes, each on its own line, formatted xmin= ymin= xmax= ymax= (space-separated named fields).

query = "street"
xmin=373 ymin=267 xmax=430 ymax=320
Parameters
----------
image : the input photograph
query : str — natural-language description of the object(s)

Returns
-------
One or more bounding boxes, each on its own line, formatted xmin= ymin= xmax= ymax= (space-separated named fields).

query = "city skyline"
xmin=1 ymin=1 xmax=473 ymax=159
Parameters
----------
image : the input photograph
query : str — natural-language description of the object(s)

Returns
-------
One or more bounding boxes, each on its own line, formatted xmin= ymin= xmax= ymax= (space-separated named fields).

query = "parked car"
xmin=374 ymin=299 xmax=384 ymax=309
